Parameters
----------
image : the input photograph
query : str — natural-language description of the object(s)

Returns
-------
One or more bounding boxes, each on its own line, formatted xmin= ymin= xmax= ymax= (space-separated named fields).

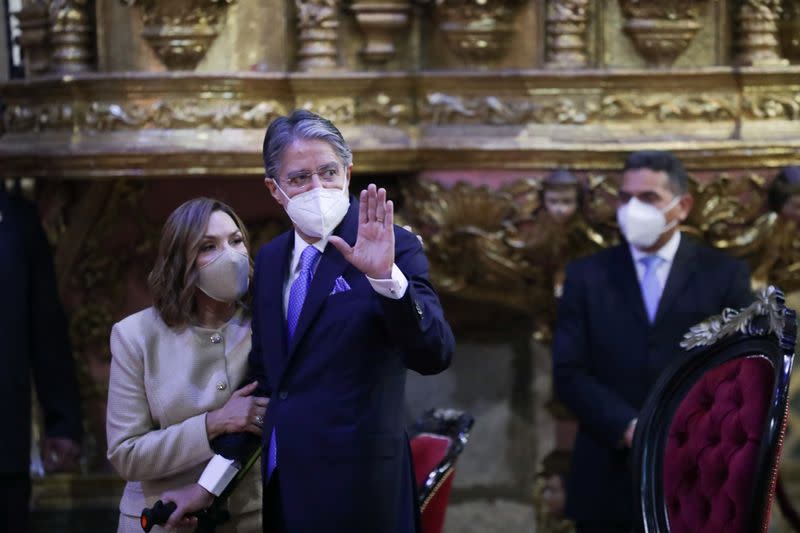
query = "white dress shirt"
xmin=199 ymin=232 xmax=409 ymax=496
xmin=629 ymin=231 xmax=682 ymax=292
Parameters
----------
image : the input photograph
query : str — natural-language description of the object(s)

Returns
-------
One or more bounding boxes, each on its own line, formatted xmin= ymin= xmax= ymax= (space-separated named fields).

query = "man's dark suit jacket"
xmin=553 ymin=235 xmax=753 ymax=524
xmin=245 ymin=199 xmax=454 ymax=532
xmin=0 ymin=189 xmax=82 ymax=474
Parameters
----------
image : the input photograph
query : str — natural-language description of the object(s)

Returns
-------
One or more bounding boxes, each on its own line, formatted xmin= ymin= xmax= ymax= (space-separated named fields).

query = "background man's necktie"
xmin=640 ymin=255 xmax=663 ymax=323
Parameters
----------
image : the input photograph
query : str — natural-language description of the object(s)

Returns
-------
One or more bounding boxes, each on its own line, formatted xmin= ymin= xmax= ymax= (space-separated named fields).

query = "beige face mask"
xmin=196 ymin=248 xmax=250 ymax=302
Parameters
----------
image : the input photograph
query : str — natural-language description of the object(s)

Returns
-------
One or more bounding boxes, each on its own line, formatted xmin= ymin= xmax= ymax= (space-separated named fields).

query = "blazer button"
xmin=279 ymin=391 xmax=288 ymax=400
xmin=210 ymin=333 xmax=222 ymax=344
xmin=216 ymin=381 xmax=227 ymax=391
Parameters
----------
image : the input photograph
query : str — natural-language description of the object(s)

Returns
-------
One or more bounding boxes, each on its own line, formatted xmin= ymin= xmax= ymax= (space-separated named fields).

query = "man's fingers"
xmin=376 ymin=188 xmax=386 ymax=223
xmin=246 ymin=423 xmax=263 ymax=436
xmin=385 ymin=199 xmax=394 ymax=228
xmin=234 ymin=381 xmax=258 ymax=397
xmin=359 ymin=189 xmax=368 ymax=224
xmin=328 ymin=236 xmax=353 ymax=258
xmin=254 ymin=397 xmax=269 ymax=407
xmin=367 ymin=184 xmax=377 ymax=222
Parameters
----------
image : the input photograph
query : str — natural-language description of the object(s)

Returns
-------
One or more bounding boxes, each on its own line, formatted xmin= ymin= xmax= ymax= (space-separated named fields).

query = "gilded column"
xmin=296 ymin=0 xmax=341 ymax=71
xmin=14 ymin=2 xmax=51 ymax=76
xmin=545 ymin=0 xmax=590 ymax=69
xmin=350 ymin=0 xmax=411 ymax=66
xmin=49 ymin=0 xmax=94 ymax=73
xmin=735 ymin=0 xmax=788 ymax=66
xmin=780 ymin=0 xmax=800 ymax=63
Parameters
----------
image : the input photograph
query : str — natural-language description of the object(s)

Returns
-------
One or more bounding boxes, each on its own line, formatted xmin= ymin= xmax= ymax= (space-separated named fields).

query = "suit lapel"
xmin=262 ymin=232 xmax=292 ymax=384
xmin=286 ymin=200 xmax=358 ymax=358
xmin=612 ymin=244 xmax=650 ymax=326
xmin=653 ymin=235 xmax=697 ymax=325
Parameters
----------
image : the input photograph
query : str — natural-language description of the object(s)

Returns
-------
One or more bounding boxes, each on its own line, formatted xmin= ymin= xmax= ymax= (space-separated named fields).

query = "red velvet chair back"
xmin=409 ymin=409 xmax=475 ymax=533
xmin=633 ymin=288 xmax=796 ymax=533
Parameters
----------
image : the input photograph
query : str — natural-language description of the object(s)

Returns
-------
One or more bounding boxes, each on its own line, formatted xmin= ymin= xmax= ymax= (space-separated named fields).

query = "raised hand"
xmin=329 ymin=184 xmax=395 ymax=279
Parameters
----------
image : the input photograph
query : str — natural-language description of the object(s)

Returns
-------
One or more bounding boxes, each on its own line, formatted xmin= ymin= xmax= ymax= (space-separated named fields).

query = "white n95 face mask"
xmin=617 ymin=196 xmax=680 ymax=249
xmin=196 ymin=248 xmax=250 ymax=302
xmin=275 ymin=181 xmax=350 ymax=239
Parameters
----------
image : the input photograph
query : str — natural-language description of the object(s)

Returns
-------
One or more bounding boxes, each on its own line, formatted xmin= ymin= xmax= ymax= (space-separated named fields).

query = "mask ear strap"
xmin=663 ymin=195 xmax=682 ymax=212
xmin=274 ymin=179 xmax=291 ymax=201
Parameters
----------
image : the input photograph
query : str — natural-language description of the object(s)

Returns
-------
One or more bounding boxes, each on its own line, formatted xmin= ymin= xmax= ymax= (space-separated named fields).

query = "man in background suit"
xmin=0 ymin=184 xmax=83 ymax=532
xmin=553 ymin=151 xmax=754 ymax=533
xmin=164 ymin=110 xmax=455 ymax=533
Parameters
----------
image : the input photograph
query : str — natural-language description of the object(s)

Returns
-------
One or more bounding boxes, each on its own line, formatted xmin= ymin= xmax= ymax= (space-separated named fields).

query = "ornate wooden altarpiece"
xmin=2 ymin=0 xmax=800 ymax=531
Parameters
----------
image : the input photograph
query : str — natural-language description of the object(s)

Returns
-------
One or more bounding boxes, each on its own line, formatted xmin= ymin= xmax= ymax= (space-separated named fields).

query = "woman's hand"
xmin=206 ymin=381 xmax=268 ymax=439
xmin=161 ymin=483 xmax=215 ymax=530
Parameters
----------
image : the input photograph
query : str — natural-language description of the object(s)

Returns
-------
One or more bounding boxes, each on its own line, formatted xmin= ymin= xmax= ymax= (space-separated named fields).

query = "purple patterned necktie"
xmin=268 ymin=244 xmax=320 ymax=480
xmin=286 ymin=245 xmax=320 ymax=340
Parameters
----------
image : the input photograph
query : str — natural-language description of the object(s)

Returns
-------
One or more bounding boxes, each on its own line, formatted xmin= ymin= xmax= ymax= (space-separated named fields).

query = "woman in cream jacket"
xmin=106 ymin=198 xmax=265 ymax=532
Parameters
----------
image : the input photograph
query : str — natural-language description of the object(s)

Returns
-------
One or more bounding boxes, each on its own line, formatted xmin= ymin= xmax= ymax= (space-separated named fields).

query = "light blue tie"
xmin=267 ymin=245 xmax=320 ymax=480
xmin=640 ymin=255 xmax=663 ymax=323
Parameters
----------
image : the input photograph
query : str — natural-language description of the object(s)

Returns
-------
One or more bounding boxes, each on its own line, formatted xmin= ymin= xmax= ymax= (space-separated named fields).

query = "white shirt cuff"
xmin=367 ymin=264 xmax=408 ymax=299
xmin=197 ymin=454 xmax=239 ymax=497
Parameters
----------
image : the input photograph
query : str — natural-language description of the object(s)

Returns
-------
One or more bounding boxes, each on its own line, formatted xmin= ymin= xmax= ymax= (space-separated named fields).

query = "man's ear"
xmin=678 ymin=193 xmax=694 ymax=221
xmin=264 ymin=177 xmax=283 ymax=205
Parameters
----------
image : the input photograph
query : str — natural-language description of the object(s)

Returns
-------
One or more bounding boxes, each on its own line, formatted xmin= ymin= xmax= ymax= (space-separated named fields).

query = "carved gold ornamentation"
xmin=298 ymin=97 xmax=356 ymax=124
xmin=420 ymin=92 xmax=738 ymax=125
xmin=13 ymin=3 xmax=51 ymax=76
xmin=546 ymin=0 xmax=590 ymax=69
xmin=295 ymin=0 xmax=341 ymax=71
xmin=357 ymin=93 xmax=412 ymax=126
xmin=350 ymin=0 xmax=411 ymax=65
xmin=619 ymin=0 xmax=706 ymax=67
xmin=735 ymin=0 xmax=788 ymax=66
xmin=681 ymin=286 xmax=790 ymax=349
xmin=781 ymin=1 xmax=800 ymax=63
xmin=3 ymin=100 xmax=287 ymax=132
xmin=743 ymin=91 xmax=800 ymax=120
xmin=121 ymin=0 xmax=236 ymax=70
xmin=433 ymin=0 xmax=516 ymax=64
xmin=49 ymin=0 xmax=94 ymax=72
xmin=400 ymin=176 xmax=616 ymax=339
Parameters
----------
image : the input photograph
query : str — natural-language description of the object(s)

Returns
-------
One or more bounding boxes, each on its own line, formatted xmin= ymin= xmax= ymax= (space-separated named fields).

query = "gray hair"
xmin=262 ymin=109 xmax=353 ymax=181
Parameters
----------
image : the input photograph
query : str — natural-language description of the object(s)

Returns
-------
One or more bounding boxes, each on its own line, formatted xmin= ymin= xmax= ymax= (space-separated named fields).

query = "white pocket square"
xmin=330 ymin=276 xmax=352 ymax=295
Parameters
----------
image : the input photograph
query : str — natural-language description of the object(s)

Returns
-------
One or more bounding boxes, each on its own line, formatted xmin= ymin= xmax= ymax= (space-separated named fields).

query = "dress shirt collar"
xmin=290 ymin=232 xmax=327 ymax=274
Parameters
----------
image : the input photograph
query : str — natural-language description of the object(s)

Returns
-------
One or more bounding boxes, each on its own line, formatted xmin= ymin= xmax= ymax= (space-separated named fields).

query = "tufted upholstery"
xmin=411 ymin=433 xmax=454 ymax=533
xmin=663 ymin=356 xmax=775 ymax=532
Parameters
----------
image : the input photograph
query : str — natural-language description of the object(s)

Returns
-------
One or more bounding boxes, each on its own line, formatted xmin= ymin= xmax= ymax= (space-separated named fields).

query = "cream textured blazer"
xmin=106 ymin=307 xmax=261 ymax=531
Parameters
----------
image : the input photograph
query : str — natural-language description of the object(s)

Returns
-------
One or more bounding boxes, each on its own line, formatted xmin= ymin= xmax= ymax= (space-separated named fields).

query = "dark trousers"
xmin=262 ymin=470 xmax=287 ymax=533
xmin=575 ymin=521 xmax=633 ymax=533
xmin=0 ymin=474 xmax=31 ymax=533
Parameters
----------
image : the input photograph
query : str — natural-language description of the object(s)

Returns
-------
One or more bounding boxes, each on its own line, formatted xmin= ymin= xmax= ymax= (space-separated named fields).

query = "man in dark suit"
xmin=164 ymin=110 xmax=455 ymax=533
xmin=0 ymin=185 xmax=83 ymax=532
xmin=552 ymin=151 xmax=754 ymax=533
